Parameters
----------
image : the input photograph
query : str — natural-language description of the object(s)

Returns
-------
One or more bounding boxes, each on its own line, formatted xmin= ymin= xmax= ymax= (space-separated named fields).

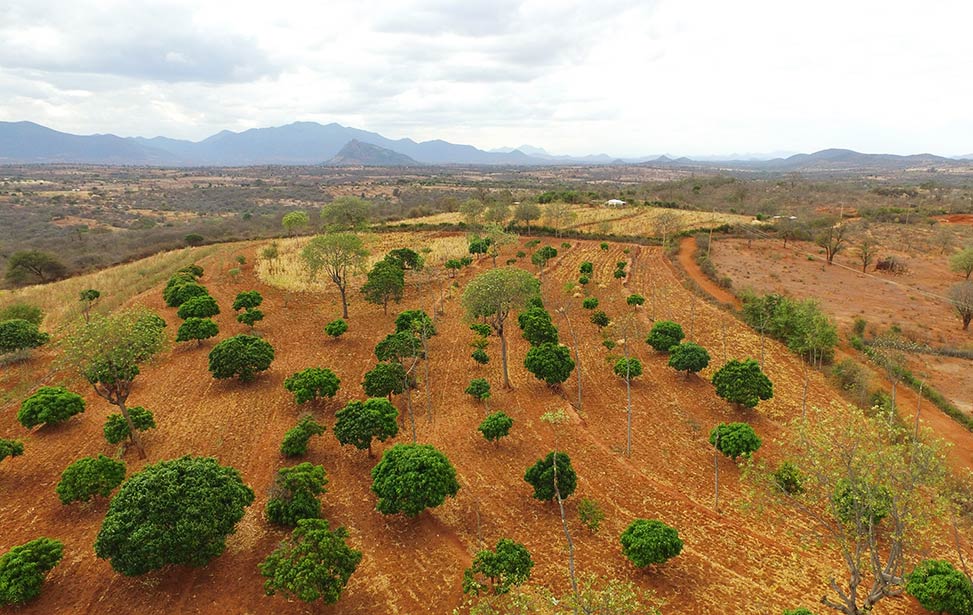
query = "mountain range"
xmin=0 ymin=120 xmax=969 ymax=170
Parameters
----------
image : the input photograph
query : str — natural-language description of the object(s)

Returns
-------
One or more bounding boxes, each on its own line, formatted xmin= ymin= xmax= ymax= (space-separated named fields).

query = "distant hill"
xmin=326 ymin=139 xmax=421 ymax=166
xmin=0 ymin=121 xmax=179 ymax=165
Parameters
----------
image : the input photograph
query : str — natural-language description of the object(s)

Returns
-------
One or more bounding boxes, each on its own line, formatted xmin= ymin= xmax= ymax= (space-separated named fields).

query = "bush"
xmin=1 ymin=439 xmax=25 ymax=465
xmin=362 ymin=362 xmax=406 ymax=398
xmin=177 ymin=264 xmax=204 ymax=278
xmin=646 ymin=321 xmax=684 ymax=352
xmin=334 ymin=398 xmax=398 ymax=455
xmin=470 ymin=323 xmax=492 ymax=338
xmin=284 ymin=368 xmax=340 ymax=405
xmin=906 ymin=559 xmax=973 ymax=615
xmin=626 ymin=294 xmax=645 ymax=307
xmin=259 ymin=519 xmax=362 ymax=605
xmin=0 ymin=319 xmax=49 ymax=355
xmin=613 ymin=357 xmax=643 ymax=379
xmin=176 ymin=294 xmax=220 ymax=319
xmin=712 ymin=359 xmax=773 ymax=408
xmin=524 ymin=343 xmax=575 ymax=386
xmin=94 ymin=456 xmax=254 ymax=576
xmin=0 ymin=537 xmax=63 ymax=605
xmin=582 ymin=297 xmax=599 ymax=310
xmin=590 ymin=310 xmax=610 ymax=328
xmin=184 ymin=233 xmax=204 ymax=246
xmin=579 ymin=261 xmax=593 ymax=275
xmin=518 ymin=307 xmax=559 ymax=346
xmin=208 ymin=335 xmax=275 ymax=382
xmin=578 ymin=275 xmax=590 ymax=285
xmin=176 ymin=317 xmax=218 ymax=345
xmin=741 ymin=292 xmax=838 ymax=363
xmin=232 ymin=290 xmax=263 ymax=311
xmin=465 ymin=378 xmax=491 ymax=402
xmin=371 ymin=443 xmax=460 ymax=516
xmin=266 ymin=463 xmax=328 ymax=526
xmin=471 ymin=348 xmax=490 ymax=365
xmin=103 ymin=406 xmax=156 ymax=445
xmin=325 ymin=318 xmax=348 ymax=339
xmin=619 ymin=519 xmax=683 ymax=567
xmin=56 ymin=455 xmax=126 ymax=504
xmin=709 ymin=423 xmax=762 ymax=460
xmin=668 ymin=342 xmax=711 ymax=376
xmin=600 ymin=242 xmax=609 ymax=250
xmin=462 ymin=538 xmax=534 ymax=596
xmin=773 ymin=461 xmax=806 ymax=495
xmin=237 ymin=308 xmax=264 ymax=329
xmin=578 ymin=498 xmax=605 ymax=533
xmin=782 ymin=608 xmax=817 ymax=615
xmin=280 ymin=415 xmax=327 ymax=458
xmin=524 ymin=451 xmax=577 ymax=501
xmin=478 ymin=412 xmax=513 ymax=444
xmin=163 ymin=281 xmax=208 ymax=307
xmin=18 ymin=386 xmax=85 ymax=428
xmin=0 ymin=303 xmax=43 ymax=325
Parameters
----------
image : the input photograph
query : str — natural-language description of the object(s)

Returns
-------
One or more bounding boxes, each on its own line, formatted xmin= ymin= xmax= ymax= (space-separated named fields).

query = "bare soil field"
xmin=0 ymin=232 xmax=964 ymax=614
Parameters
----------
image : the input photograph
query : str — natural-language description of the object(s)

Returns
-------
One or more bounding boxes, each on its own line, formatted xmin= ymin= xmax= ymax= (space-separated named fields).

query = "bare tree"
xmin=950 ymin=281 xmax=973 ymax=330
xmin=545 ymin=202 xmax=577 ymax=238
xmin=857 ymin=239 xmax=877 ymax=273
xmin=653 ymin=210 xmax=681 ymax=247
xmin=814 ymin=218 xmax=850 ymax=265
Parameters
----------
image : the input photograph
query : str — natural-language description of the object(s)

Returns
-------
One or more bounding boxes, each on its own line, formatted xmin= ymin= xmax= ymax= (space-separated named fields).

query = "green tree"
xmin=905 ymin=559 xmax=973 ymax=615
xmin=325 ymin=318 xmax=348 ymax=339
xmin=578 ymin=498 xmax=605 ymax=533
xmin=395 ymin=309 xmax=436 ymax=337
xmin=385 ymin=248 xmax=424 ymax=271
xmin=471 ymin=348 xmax=489 ymax=365
xmin=361 ymin=259 xmax=405 ymax=314
xmin=78 ymin=289 xmax=101 ymax=323
xmin=524 ymin=452 xmax=577 ymax=501
xmin=712 ymin=359 xmax=773 ymax=409
xmin=184 ymin=233 xmax=204 ymax=246
xmin=0 ymin=319 xmax=49 ymax=356
xmin=232 ymin=290 xmax=263 ymax=311
xmin=531 ymin=246 xmax=558 ymax=280
xmin=302 ymin=233 xmax=369 ymax=318
xmin=950 ymin=246 xmax=973 ymax=280
xmin=462 ymin=268 xmax=540 ymax=388
xmin=55 ymin=455 xmax=126 ymax=504
xmin=163 ymin=281 xmax=208 ymax=307
xmin=468 ymin=235 xmax=492 ymax=258
xmin=514 ymin=202 xmax=542 ymax=235
xmin=282 ymin=210 xmax=310 ymax=235
xmin=362 ymin=362 xmax=407 ymax=399
xmin=0 ymin=302 xmax=43 ymax=325
xmin=668 ymin=342 xmax=711 ymax=378
xmin=266 ymin=462 xmax=328 ymax=526
xmin=619 ymin=519 xmax=683 ymax=567
xmin=524 ymin=343 xmax=575 ymax=387
xmin=370 ymin=443 xmax=460 ymax=516
xmin=176 ymin=294 xmax=220 ymax=319
xmin=590 ymin=310 xmax=610 ymax=328
xmin=94 ymin=456 xmax=254 ymax=576
xmin=320 ymin=196 xmax=373 ymax=230
xmin=284 ymin=368 xmax=340 ymax=405
xmin=626 ymin=294 xmax=645 ymax=308
xmin=478 ymin=411 xmax=513 ymax=445
xmin=465 ymin=378 xmax=492 ymax=407
xmin=208 ymin=334 xmax=274 ymax=382
xmin=463 ymin=539 xmax=533 ymax=596
xmin=0 ymin=439 xmax=25 ymax=464
xmin=782 ymin=608 xmax=816 ymax=615
xmin=280 ymin=415 xmax=327 ymax=457
xmin=259 ymin=518 xmax=362 ymax=604
xmin=334 ymin=398 xmax=398 ymax=456
xmin=772 ymin=461 xmax=806 ymax=495
xmin=518 ymin=307 xmax=559 ymax=346
xmin=613 ymin=357 xmax=643 ymax=380
xmin=5 ymin=250 xmax=66 ymax=285
xmin=0 ymin=537 xmax=63 ymax=605
xmin=461 ymin=198 xmax=487 ymax=227
xmin=176 ymin=317 xmax=218 ymax=346
xmin=580 ymin=261 xmax=593 ymax=275
xmin=582 ymin=297 xmax=598 ymax=310
xmin=18 ymin=386 xmax=85 ymax=428
xmin=646 ymin=320 xmax=684 ymax=352
xmin=103 ymin=406 xmax=155 ymax=446
xmin=709 ymin=422 xmax=762 ymax=460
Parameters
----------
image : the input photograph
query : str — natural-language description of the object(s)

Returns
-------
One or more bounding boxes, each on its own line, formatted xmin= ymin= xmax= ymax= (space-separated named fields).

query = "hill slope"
xmin=326 ymin=139 xmax=421 ymax=166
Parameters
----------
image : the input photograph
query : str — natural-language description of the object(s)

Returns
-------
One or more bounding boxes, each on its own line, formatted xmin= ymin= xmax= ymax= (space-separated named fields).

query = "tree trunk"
xmin=713 ymin=449 xmax=720 ymax=511
xmin=339 ymin=284 xmax=349 ymax=319
xmin=625 ymin=374 xmax=632 ymax=457
xmin=551 ymin=450 xmax=580 ymax=614
xmin=499 ymin=327 xmax=511 ymax=389
xmin=118 ymin=400 xmax=147 ymax=459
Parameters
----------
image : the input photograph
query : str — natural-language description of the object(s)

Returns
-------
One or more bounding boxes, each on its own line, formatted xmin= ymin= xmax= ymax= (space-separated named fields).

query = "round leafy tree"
xmin=646 ymin=320 xmax=684 ymax=352
xmin=463 ymin=538 xmax=534 ymax=596
xmin=0 ymin=537 xmax=63 ymax=606
xmin=177 ymin=264 xmax=204 ymax=278
xmin=465 ymin=378 xmax=491 ymax=403
xmin=524 ymin=343 xmax=575 ymax=386
xmin=709 ymin=422 xmax=762 ymax=460
xmin=334 ymin=398 xmax=399 ymax=456
xmin=773 ymin=461 xmax=806 ymax=495
xmin=362 ymin=362 xmax=407 ymax=399
xmin=176 ymin=317 xmax=218 ymax=346
xmin=0 ymin=438 xmax=25 ymax=464
xmin=582 ymin=297 xmax=599 ymax=310
xmin=163 ymin=281 xmax=208 ymax=307
xmin=18 ymin=386 xmax=85 ymax=428
xmin=626 ymin=294 xmax=645 ymax=307
xmin=590 ymin=310 xmax=610 ymax=328
xmin=524 ymin=452 xmax=577 ymax=501
xmin=578 ymin=275 xmax=590 ymax=286
xmin=620 ymin=519 xmax=683 ymax=567
xmin=478 ymin=411 xmax=513 ymax=444
xmin=281 ymin=415 xmax=327 ymax=457
xmin=56 ymin=455 xmax=126 ymax=504
xmin=284 ymin=368 xmax=340 ymax=405
xmin=395 ymin=309 xmax=437 ymax=337
xmin=360 ymin=259 xmax=405 ymax=314
xmin=471 ymin=348 xmax=490 ymax=365
xmin=237 ymin=308 xmax=264 ymax=330
xmin=906 ymin=559 xmax=973 ymax=615
xmin=579 ymin=261 xmax=593 ymax=275
xmin=668 ymin=342 xmax=711 ymax=377
xmin=613 ymin=357 xmax=643 ymax=379
xmin=232 ymin=290 xmax=263 ymax=311
xmin=103 ymin=406 xmax=156 ymax=446
xmin=325 ymin=318 xmax=348 ymax=339
xmin=711 ymin=358 xmax=773 ymax=409
xmin=176 ymin=294 xmax=220 ymax=319
xmin=0 ymin=319 xmax=49 ymax=355
xmin=374 ymin=330 xmax=423 ymax=363
xmin=94 ymin=456 xmax=255 ymax=576
xmin=371 ymin=443 xmax=460 ymax=516
xmin=518 ymin=307 xmax=559 ymax=346
xmin=266 ymin=462 xmax=328 ymax=527
xmin=832 ymin=479 xmax=892 ymax=526
xmin=385 ymin=247 xmax=424 ymax=271
xmin=259 ymin=518 xmax=362 ymax=605
xmin=208 ymin=334 xmax=275 ymax=382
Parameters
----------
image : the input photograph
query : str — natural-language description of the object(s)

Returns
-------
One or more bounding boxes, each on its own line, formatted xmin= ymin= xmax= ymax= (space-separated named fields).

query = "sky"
xmin=1 ymin=0 xmax=971 ymax=158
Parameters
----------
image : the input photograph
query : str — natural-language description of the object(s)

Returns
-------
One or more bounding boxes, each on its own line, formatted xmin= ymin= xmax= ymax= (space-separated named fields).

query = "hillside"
xmin=326 ymin=139 xmax=421 ymax=166
xmin=0 ymin=232 xmax=961 ymax=614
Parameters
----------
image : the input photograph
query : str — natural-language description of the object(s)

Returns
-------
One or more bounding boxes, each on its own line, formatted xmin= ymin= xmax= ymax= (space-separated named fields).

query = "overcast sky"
xmin=1 ymin=0 xmax=970 ymax=157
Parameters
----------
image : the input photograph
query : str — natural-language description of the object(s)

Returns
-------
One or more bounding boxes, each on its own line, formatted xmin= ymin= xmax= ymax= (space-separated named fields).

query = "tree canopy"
xmin=18 ymin=386 xmax=85 ymax=428
xmin=284 ymin=368 xmax=340 ymax=405
xmin=478 ymin=411 xmax=513 ymax=444
xmin=619 ymin=519 xmax=683 ymax=567
xmin=0 ymin=319 xmax=50 ymax=356
xmin=668 ymin=342 xmax=711 ymax=376
xmin=177 ymin=294 xmax=220 ymax=319
xmin=712 ymin=359 xmax=773 ymax=408
xmin=208 ymin=334 xmax=275 ymax=382
xmin=0 ymin=537 xmax=63 ymax=605
xmin=905 ymin=559 xmax=973 ymax=615
xmin=361 ymin=259 xmax=405 ymax=313
xmin=646 ymin=320 xmax=685 ymax=352
xmin=362 ymin=362 xmax=407 ymax=399
xmin=524 ymin=343 xmax=575 ymax=386
xmin=709 ymin=422 xmax=762 ymax=460
xmin=55 ymin=455 xmax=126 ymax=505
xmin=176 ymin=317 xmax=219 ymax=346
xmin=302 ymin=233 xmax=369 ymax=318
xmin=5 ymin=250 xmax=66 ymax=285
xmin=371 ymin=443 xmax=460 ymax=516
xmin=266 ymin=462 xmax=328 ymax=527
xmin=524 ymin=451 xmax=577 ymax=501
xmin=320 ymin=196 xmax=373 ymax=230
xmin=334 ymin=398 xmax=399 ymax=456
xmin=463 ymin=538 xmax=534 ymax=596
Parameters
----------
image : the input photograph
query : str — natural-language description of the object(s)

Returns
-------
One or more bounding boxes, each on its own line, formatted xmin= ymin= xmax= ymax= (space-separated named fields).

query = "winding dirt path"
xmin=676 ymin=236 xmax=740 ymax=308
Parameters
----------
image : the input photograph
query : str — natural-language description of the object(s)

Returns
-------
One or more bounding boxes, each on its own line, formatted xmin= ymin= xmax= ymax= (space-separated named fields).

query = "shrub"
xmin=334 ymin=398 xmax=398 ymax=456
xmin=163 ymin=281 xmax=208 ymax=307
xmin=712 ymin=359 xmax=773 ymax=408
xmin=232 ymin=290 xmax=263 ymax=311
xmin=0 ymin=537 xmax=63 ymax=605
xmin=646 ymin=321 xmax=684 ymax=352
xmin=590 ymin=310 xmax=609 ymax=328
xmin=284 ymin=368 xmax=340 ymax=405
xmin=578 ymin=275 xmax=590 ymax=285
xmin=56 ymin=455 xmax=126 ymax=504
xmin=524 ymin=343 xmax=575 ymax=386
xmin=600 ymin=242 xmax=609 ymax=250
xmin=280 ymin=415 xmax=327 ymax=458
xmin=0 ymin=303 xmax=43 ymax=325
xmin=0 ymin=439 xmax=25 ymax=464
xmin=465 ymin=378 xmax=491 ymax=402
xmin=602 ymin=339 xmax=616 ymax=350
xmin=362 ymin=362 xmax=407 ymax=398
xmin=325 ymin=318 xmax=348 ymax=339
xmin=626 ymin=294 xmax=645 ymax=307
xmin=177 ymin=264 xmax=204 ymax=278
xmin=471 ymin=348 xmax=490 ymax=365
xmin=772 ymin=461 xmax=806 ymax=495
xmin=620 ymin=519 xmax=683 ymax=567
xmin=237 ymin=308 xmax=264 ymax=329
xmin=94 ymin=456 xmax=254 ymax=576
xmin=0 ymin=319 xmax=49 ymax=355
xmin=470 ymin=323 xmax=492 ymax=338
xmin=905 ymin=559 xmax=973 ymax=615
xmin=259 ymin=519 xmax=362 ymax=605
xmin=18 ymin=386 xmax=85 ymax=428
xmin=524 ymin=452 xmax=577 ymax=501
xmin=103 ymin=406 xmax=156 ymax=445
xmin=176 ymin=294 xmax=220 ymax=319
xmin=579 ymin=261 xmax=593 ymax=275
xmin=578 ymin=498 xmax=605 ymax=533
xmin=478 ymin=412 xmax=513 ymax=444
xmin=582 ymin=297 xmax=599 ymax=310
xmin=782 ymin=609 xmax=816 ymax=615
xmin=613 ymin=357 xmax=643 ymax=379
xmin=462 ymin=539 xmax=533 ymax=596
xmin=371 ymin=443 xmax=460 ymax=516
xmin=266 ymin=462 xmax=328 ymax=526
xmin=668 ymin=342 xmax=711 ymax=376
xmin=208 ymin=335 xmax=275 ymax=382
xmin=184 ymin=233 xmax=204 ymax=246
xmin=709 ymin=423 xmax=762 ymax=460
xmin=176 ymin=317 xmax=219 ymax=346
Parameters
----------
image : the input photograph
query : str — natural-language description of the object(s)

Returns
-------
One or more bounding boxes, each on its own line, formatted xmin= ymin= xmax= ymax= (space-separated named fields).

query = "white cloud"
xmin=0 ymin=0 xmax=970 ymax=156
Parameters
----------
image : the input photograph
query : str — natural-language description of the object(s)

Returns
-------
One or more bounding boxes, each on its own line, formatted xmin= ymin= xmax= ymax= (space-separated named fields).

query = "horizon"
xmin=1 ymin=0 xmax=971 ymax=157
